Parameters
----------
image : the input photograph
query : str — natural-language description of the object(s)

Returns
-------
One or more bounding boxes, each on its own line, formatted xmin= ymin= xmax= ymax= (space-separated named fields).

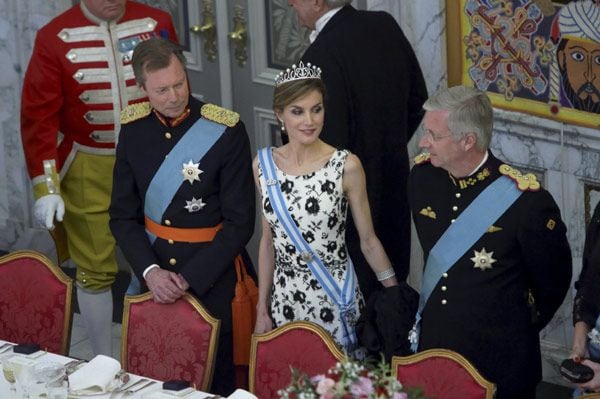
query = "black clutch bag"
xmin=560 ymin=359 xmax=594 ymax=383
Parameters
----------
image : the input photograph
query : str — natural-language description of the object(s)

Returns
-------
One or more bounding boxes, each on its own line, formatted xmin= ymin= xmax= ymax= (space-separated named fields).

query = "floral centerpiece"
xmin=278 ymin=357 xmax=426 ymax=399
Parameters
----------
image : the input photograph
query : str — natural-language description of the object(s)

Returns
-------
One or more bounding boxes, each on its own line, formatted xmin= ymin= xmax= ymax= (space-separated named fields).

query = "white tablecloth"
xmin=0 ymin=340 xmax=216 ymax=398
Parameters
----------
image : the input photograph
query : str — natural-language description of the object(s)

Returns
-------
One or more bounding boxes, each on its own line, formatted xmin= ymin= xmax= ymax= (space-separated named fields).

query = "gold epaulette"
xmin=120 ymin=102 xmax=152 ymax=124
xmin=499 ymin=164 xmax=541 ymax=191
xmin=414 ymin=152 xmax=431 ymax=165
xmin=201 ymin=103 xmax=239 ymax=127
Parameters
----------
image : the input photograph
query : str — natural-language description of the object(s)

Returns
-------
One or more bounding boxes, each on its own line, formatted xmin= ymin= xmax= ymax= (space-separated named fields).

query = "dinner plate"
xmin=68 ymin=373 xmax=126 ymax=396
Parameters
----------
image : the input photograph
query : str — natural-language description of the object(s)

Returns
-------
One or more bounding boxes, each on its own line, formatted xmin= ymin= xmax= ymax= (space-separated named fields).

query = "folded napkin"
xmin=68 ymin=354 xmax=121 ymax=394
xmin=227 ymin=389 xmax=257 ymax=399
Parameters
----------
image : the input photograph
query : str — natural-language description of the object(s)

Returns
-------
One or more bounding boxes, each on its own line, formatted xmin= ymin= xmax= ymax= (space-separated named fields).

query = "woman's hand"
xmin=254 ymin=309 xmax=273 ymax=334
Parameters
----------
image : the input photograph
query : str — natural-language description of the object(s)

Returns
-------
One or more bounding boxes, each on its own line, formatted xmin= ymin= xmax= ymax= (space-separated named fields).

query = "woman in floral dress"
xmin=253 ymin=63 xmax=397 ymax=353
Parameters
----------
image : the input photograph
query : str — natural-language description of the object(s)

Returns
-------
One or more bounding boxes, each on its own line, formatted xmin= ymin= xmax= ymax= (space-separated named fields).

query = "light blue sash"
xmin=258 ymin=147 xmax=358 ymax=351
xmin=410 ymin=174 xmax=522 ymax=351
xmin=144 ymin=117 xmax=226 ymax=244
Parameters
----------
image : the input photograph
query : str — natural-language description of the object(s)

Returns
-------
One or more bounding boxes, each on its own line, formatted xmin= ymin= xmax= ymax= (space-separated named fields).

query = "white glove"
xmin=33 ymin=194 xmax=65 ymax=230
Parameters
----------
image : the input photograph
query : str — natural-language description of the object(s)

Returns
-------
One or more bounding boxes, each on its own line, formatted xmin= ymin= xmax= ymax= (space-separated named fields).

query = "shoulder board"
xmin=120 ymin=102 xmax=152 ymax=124
xmin=499 ymin=164 xmax=541 ymax=192
xmin=414 ymin=152 xmax=431 ymax=165
xmin=201 ymin=103 xmax=239 ymax=127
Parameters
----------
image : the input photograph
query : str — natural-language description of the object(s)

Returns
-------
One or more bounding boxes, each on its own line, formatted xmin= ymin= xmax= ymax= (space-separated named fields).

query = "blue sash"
xmin=144 ymin=117 xmax=226 ymax=244
xmin=410 ymin=174 xmax=522 ymax=351
xmin=258 ymin=147 xmax=358 ymax=351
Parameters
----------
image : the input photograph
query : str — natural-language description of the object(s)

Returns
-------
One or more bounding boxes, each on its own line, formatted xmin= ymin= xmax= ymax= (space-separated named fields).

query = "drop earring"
xmin=279 ymin=119 xmax=285 ymax=132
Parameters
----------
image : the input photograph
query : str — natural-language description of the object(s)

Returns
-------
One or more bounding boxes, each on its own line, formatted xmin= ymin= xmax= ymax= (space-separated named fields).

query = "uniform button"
xmin=441 ymin=286 xmax=447 ymax=291
xmin=441 ymin=299 xmax=447 ymax=305
xmin=455 ymin=193 xmax=461 ymax=198
xmin=168 ymin=239 xmax=174 ymax=244
xmin=442 ymin=273 xmax=448 ymax=278
xmin=82 ymin=278 xmax=87 ymax=283
xmin=81 ymin=271 xmax=86 ymax=276
xmin=164 ymin=220 xmax=171 ymax=226
xmin=169 ymin=258 xmax=177 ymax=265
xmin=452 ymin=205 xmax=458 ymax=211
xmin=451 ymin=219 xmax=456 ymax=223
xmin=165 ymin=132 xmax=172 ymax=139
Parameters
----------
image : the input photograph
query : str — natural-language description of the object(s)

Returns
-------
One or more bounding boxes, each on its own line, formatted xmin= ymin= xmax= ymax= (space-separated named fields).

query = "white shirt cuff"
xmin=142 ymin=264 xmax=160 ymax=279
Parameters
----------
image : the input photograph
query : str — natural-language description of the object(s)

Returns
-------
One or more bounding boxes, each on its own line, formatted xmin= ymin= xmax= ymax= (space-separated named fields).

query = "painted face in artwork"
xmin=141 ymin=54 xmax=190 ymax=119
xmin=82 ymin=0 xmax=126 ymax=21
xmin=558 ymin=37 xmax=600 ymax=113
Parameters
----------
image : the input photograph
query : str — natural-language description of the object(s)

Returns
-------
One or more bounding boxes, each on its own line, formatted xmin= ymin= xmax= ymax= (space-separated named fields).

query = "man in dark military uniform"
xmin=408 ymin=86 xmax=572 ymax=399
xmin=109 ymin=38 xmax=254 ymax=395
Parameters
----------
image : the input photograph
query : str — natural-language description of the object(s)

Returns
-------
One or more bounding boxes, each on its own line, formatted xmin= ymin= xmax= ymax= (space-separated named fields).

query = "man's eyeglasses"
xmin=423 ymin=129 xmax=453 ymax=142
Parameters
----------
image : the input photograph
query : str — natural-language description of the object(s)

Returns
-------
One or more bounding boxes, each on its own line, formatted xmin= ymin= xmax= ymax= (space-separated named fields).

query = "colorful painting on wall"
xmin=447 ymin=0 xmax=600 ymax=128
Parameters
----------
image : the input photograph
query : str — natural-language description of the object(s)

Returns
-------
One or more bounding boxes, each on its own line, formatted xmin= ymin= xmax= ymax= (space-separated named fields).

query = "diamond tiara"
xmin=275 ymin=61 xmax=322 ymax=86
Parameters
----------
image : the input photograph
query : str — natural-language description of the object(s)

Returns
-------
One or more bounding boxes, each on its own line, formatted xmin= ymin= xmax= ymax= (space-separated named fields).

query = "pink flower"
xmin=350 ymin=376 xmax=374 ymax=396
xmin=391 ymin=392 xmax=408 ymax=399
xmin=316 ymin=377 xmax=336 ymax=395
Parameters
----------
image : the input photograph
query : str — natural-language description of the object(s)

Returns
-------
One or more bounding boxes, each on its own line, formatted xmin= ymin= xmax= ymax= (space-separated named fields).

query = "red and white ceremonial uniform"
xmin=20 ymin=1 xmax=177 ymax=291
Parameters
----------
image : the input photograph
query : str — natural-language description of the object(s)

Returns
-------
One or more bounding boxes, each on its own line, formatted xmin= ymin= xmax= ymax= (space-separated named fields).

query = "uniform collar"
xmin=449 ymin=151 xmax=497 ymax=190
xmin=309 ymin=6 xmax=343 ymax=43
xmin=153 ymin=107 xmax=191 ymax=128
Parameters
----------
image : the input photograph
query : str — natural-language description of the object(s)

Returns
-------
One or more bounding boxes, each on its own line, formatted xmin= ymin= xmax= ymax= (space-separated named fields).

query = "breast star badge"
xmin=182 ymin=160 xmax=203 ymax=184
xmin=471 ymin=248 xmax=496 ymax=270
xmin=184 ymin=197 xmax=206 ymax=213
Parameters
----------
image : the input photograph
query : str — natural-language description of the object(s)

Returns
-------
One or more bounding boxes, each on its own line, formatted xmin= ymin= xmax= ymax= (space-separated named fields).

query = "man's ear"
xmin=463 ymin=133 xmax=477 ymax=151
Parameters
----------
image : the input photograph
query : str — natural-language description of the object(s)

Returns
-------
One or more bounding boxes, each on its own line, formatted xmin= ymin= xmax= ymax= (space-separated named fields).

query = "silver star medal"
xmin=185 ymin=197 xmax=206 ymax=213
xmin=471 ymin=248 xmax=496 ymax=270
xmin=182 ymin=159 xmax=203 ymax=184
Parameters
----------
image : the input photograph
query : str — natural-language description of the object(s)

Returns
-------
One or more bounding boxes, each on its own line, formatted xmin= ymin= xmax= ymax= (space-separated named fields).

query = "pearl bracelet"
xmin=376 ymin=267 xmax=396 ymax=281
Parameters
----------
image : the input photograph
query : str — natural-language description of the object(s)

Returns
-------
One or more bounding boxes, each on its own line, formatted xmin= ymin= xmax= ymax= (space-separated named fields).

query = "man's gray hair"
xmin=325 ymin=0 xmax=352 ymax=7
xmin=423 ymin=85 xmax=493 ymax=151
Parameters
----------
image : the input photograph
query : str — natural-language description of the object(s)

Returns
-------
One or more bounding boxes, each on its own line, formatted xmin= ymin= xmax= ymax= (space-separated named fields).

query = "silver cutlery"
xmin=64 ymin=359 xmax=86 ymax=374
xmin=0 ymin=343 xmax=14 ymax=354
xmin=111 ymin=377 xmax=149 ymax=394
xmin=115 ymin=380 xmax=156 ymax=398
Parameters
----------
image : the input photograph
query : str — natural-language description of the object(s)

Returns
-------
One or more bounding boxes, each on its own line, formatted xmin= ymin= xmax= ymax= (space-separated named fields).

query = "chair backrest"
xmin=0 ymin=250 xmax=73 ymax=355
xmin=580 ymin=393 xmax=600 ymax=398
xmin=392 ymin=348 xmax=496 ymax=399
xmin=121 ymin=292 xmax=220 ymax=392
xmin=249 ymin=321 xmax=345 ymax=399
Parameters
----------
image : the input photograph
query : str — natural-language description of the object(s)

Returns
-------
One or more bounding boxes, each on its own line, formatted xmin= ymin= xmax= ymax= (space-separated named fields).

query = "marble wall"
xmin=2 ymin=0 xmax=598 ymax=385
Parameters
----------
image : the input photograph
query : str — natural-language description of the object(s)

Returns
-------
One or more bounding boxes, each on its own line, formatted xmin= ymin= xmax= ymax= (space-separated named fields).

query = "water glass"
xmin=46 ymin=377 xmax=69 ymax=399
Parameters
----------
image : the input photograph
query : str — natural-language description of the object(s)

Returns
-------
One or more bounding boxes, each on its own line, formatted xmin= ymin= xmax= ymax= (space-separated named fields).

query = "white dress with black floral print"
xmin=258 ymin=148 xmax=365 ymax=350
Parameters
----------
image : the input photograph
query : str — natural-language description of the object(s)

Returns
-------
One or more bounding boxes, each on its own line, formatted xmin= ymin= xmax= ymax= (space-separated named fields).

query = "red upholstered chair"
xmin=392 ymin=348 xmax=496 ymax=399
xmin=121 ymin=292 xmax=220 ymax=391
xmin=0 ymin=250 xmax=73 ymax=355
xmin=249 ymin=321 xmax=345 ymax=399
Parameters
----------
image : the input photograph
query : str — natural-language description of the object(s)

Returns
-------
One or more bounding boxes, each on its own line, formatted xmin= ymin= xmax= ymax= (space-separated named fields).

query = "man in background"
xmin=20 ymin=0 xmax=177 ymax=356
xmin=288 ymin=0 xmax=428 ymax=297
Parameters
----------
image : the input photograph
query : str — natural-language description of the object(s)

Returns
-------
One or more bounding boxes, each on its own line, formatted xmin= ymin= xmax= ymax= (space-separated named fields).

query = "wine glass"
xmin=31 ymin=362 xmax=66 ymax=399
xmin=1 ymin=356 xmax=17 ymax=396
